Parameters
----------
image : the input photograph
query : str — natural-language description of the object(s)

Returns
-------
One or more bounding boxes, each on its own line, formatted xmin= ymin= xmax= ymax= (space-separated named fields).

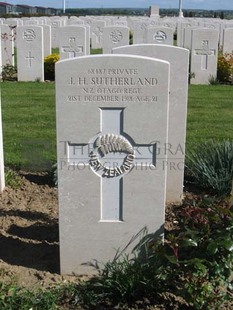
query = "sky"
xmin=7 ymin=1 xmax=233 ymax=10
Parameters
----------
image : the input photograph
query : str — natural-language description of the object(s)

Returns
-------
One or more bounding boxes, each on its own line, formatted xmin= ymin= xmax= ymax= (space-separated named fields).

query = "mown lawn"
xmin=1 ymin=82 xmax=56 ymax=169
xmin=1 ymin=82 xmax=233 ymax=169
xmin=187 ymin=85 xmax=233 ymax=147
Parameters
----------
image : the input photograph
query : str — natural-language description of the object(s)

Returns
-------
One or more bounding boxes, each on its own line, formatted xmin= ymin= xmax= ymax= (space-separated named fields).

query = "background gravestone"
xmin=59 ymin=26 xmax=87 ymax=60
xmin=222 ymin=28 xmax=233 ymax=54
xmin=133 ymin=21 xmax=149 ymax=44
xmin=102 ymin=26 xmax=129 ymax=54
xmin=177 ymin=21 xmax=194 ymax=47
xmin=66 ymin=18 xmax=84 ymax=26
xmin=113 ymin=44 xmax=189 ymax=203
xmin=91 ymin=20 xmax=106 ymax=49
xmin=0 ymin=90 xmax=4 ymax=193
xmin=50 ymin=19 xmax=62 ymax=48
xmin=0 ymin=24 xmax=15 ymax=67
xmin=183 ymin=26 xmax=198 ymax=50
xmin=41 ymin=24 xmax=51 ymax=57
xmin=146 ymin=27 xmax=174 ymax=45
xmin=56 ymin=55 xmax=170 ymax=274
xmin=190 ymin=28 xmax=218 ymax=84
xmin=84 ymin=25 xmax=91 ymax=55
xmin=17 ymin=26 xmax=44 ymax=82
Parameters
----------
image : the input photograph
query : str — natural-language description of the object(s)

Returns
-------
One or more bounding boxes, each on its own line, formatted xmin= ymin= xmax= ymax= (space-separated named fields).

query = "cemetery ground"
xmin=0 ymin=82 xmax=232 ymax=309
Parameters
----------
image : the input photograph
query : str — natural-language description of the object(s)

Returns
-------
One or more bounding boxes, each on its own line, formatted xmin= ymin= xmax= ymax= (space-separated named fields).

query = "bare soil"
xmin=0 ymin=171 xmax=87 ymax=289
xmin=0 ymin=171 xmax=178 ymax=290
xmin=0 ymin=172 xmax=232 ymax=309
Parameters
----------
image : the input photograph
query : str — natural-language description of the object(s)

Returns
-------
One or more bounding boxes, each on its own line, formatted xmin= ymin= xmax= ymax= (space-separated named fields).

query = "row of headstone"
xmin=0 ymin=24 xmax=92 ymax=81
xmin=1 ymin=15 xmax=233 ymax=33
xmin=2 ymin=22 xmax=223 ymax=84
xmin=56 ymin=43 xmax=189 ymax=274
xmin=1 ymin=15 xmax=233 ymax=83
xmin=1 ymin=17 xmax=232 ymax=84
xmin=2 ymin=14 xmax=232 ymax=45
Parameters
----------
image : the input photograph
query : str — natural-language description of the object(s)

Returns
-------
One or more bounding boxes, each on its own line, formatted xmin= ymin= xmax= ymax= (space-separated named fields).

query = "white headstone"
xmin=177 ymin=22 xmax=194 ymax=47
xmin=91 ymin=20 xmax=106 ymax=49
xmin=50 ymin=20 xmax=62 ymax=48
xmin=223 ymin=28 xmax=233 ymax=54
xmin=84 ymin=25 xmax=91 ymax=55
xmin=102 ymin=26 xmax=129 ymax=54
xmin=0 ymin=24 xmax=15 ymax=67
xmin=17 ymin=26 xmax=44 ymax=82
xmin=25 ymin=20 xmax=39 ymax=26
xmin=5 ymin=19 xmax=19 ymax=27
xmin=66 ymin=18 xmax=84 ymax=26
xmin=183 ymin=26 xmax=198 ymax=50
xmin=56 ymin=54 xmax=170 ymax=274
xmin=113 ymin=44 xmax=189 ymax=203
xmin=146 ymin=27 xmax=174 ymax=45
xmin=59 ymin=26 xmax=87 ymax=60
xmin=219 ymin=22 xmax=227 ymax=48
xmin=115 ymin=20 xmax=128 ymax=27
xmin=190 ymin=28 xmax=218 ymax=84
xmin=41 ymin=24 xmax=51 ymax=57
xmin=133 ymin=21 xmax=149 ymax=44
xmin=0 ymin=96 xmax=5 ymax=193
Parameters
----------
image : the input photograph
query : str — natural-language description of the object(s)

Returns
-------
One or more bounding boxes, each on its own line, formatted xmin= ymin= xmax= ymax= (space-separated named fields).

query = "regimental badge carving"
xmin=89 ymin=134 xmax=135 ymax=178
xmin=109 ymin=30 xmax=123 ymax=43
xmin=23 ymin=29 xmax=36 ymax=42
xmin=154 ymin=31 xmax=167 ymax=43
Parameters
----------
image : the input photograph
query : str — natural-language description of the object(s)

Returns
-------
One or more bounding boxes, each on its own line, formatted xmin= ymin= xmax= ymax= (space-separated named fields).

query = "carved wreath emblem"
xmin=154 ymin=31 xmax=167 ymax=43
xmin=109 ymin=30 xmax=123 ymax=43
xmin=23 ymin=29 xmax=36 ymax=42
xmin=89 ymin=134 xmax=135 ymax=178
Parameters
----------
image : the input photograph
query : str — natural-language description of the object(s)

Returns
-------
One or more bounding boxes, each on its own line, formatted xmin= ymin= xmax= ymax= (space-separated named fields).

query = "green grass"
xmin=186 ymin=85 xmax=233 ymax=150
xmin=91 ymin=48 xmax=103 ymax=54
xmin=1 ymin=82 xmax=56 ymax=169
xmin=51 ymin=48 xmax=102 ymax=55
xmin=51 ymin=48 xmax=59 ymax=54
xmin=1 ymin=83 xmax=233 ymax=170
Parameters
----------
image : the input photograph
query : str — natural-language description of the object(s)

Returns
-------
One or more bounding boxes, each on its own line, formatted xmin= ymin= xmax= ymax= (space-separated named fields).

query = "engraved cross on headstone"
xmin=25 ymin=51 xmax=34 ymax=67
xmin=194 ymin=40 xmax=216 ymax=70
xmin=93 ymin=26 xmax=103 ymax=43
xmin=66 ymin=108 xmax=156 ymax=222
xmin=62 ymin=37 xmax=84 ymax=58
